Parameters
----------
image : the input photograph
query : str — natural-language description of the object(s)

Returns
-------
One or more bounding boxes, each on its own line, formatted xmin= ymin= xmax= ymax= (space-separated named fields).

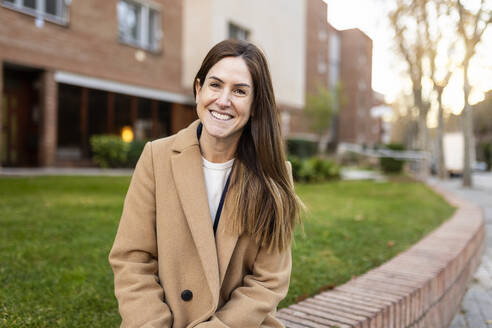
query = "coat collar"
xmin=170 ymin=120 xmax=239 ymax=302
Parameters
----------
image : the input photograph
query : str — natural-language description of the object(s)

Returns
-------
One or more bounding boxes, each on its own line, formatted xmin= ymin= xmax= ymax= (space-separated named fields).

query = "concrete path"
xmin=428 ymin=172 xmax=492 ymax=328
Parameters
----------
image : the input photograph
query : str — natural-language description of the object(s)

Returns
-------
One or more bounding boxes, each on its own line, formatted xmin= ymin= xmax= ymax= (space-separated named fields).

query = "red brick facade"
xmin=38 ymin=70 xmax=58 ymax=166
xmin=0 ymin=0 xmax=382 ymax=167
xmin=0 ymin=0 xmax=192 ymax=167
xmin=338 ymin=28 xmax=378 ymax=145
xmin=296 ymin=0 xmax=380 ymax=147
xmin=0 ymin=0 xmax=184 ymax=94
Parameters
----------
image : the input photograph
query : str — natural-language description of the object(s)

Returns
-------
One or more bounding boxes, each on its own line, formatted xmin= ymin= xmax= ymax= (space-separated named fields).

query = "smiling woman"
xmin=109 ymin=39 xmax=304 ymax=328
xmin=194 ymin=56 xmax=253 ymax=162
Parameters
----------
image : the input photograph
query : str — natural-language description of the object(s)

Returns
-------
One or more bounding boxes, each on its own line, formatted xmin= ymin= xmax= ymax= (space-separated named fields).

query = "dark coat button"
xmin=181 ymin=289 xmax=193 ymax=301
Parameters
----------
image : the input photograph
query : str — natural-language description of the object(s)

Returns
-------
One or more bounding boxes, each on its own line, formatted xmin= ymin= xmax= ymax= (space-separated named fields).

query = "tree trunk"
xmin=462 ymin=58 xmax=473 ymax=187
xmin=419 ymin=110 xmax=429 ymax=179
xmin=437 ymin=88 xmax=446 ymax=179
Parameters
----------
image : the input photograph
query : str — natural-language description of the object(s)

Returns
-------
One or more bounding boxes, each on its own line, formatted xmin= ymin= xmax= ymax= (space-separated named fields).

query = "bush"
xmin=127 ymin=139 xmax=147 ymax=168
xmin=380 ymin=143 xmax=406 ymax=174
xmin=288 ymin=156 xmax=340 ymax=183
xmin=287 ymin=138 xmax=318 ymax=158
xmin=90 ymin=135 xmax=148 ymax=168
xmin=90 ymin=135 xmax=129 ymax=168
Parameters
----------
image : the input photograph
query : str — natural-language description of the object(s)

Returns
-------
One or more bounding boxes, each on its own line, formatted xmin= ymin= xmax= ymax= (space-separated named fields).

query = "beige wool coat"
xmin=109 ymin=120 xmax=292 ymax=328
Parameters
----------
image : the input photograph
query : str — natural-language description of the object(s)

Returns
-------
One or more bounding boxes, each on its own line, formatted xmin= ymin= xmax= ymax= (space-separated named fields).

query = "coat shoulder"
xmin=151 ymin=134 xmax=180 ymax=154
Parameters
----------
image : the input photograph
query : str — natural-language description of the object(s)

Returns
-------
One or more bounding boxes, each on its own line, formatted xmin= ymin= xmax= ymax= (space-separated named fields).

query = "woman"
xmin=109 ymin=39 xmax=303 ymax=328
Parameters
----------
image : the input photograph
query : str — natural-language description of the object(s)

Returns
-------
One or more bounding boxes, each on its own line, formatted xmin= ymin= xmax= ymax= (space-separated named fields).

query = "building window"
xmin=2 ymin=0 xmax=68 ymax=24
xmin=228 ymin=22 xmax=249 ymax=41
xmin=117 ymin=0 xmax=162 ymax=52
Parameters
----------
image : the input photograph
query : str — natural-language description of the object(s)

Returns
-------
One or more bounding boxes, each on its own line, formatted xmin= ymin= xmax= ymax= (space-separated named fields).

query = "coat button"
xmin=181 ymin=289 xmax=193 ymax=301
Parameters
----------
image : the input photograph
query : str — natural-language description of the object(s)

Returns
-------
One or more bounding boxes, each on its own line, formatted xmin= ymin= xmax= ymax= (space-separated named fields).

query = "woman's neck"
xmin=199 ymin=131 xmax=239 ymax=163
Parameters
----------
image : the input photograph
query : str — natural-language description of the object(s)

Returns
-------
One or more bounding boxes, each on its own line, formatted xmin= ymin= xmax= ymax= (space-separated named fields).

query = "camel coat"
xmin=109 ymin=120 xmax=292 ymax=328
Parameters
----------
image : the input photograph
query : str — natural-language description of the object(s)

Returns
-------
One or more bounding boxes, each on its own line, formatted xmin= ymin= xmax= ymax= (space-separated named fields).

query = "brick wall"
xmin=0 ymin=0 xmax=185 ymax=95
xmin=38 ymin=70 xmax=58 ymax=166
xmin=339 ymin=28 xmax=376 ymax=145
xmin=305 ymin=0 xmax=329 ymax=98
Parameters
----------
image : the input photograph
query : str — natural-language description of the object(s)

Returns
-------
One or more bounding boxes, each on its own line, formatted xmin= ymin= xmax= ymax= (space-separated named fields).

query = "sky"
xmin=323 ymin=0 xmax=492 ymax=123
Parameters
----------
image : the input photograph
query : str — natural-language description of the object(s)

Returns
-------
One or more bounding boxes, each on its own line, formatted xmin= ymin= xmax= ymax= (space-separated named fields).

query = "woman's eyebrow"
xmin=208 ymin=76 xmax=251 ymax=88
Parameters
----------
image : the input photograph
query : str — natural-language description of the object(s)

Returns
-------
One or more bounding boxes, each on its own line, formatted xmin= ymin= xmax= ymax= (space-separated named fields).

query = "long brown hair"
xmin=194 ymin=39 xmax=303 ymax=252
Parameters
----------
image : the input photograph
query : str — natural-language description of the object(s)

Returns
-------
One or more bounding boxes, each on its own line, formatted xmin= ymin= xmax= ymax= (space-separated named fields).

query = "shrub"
xmin=288 ymin=156 xmax=303 ymax=182
xmin=90 ymin=135 xmax=129 ymax=168
xmin=127 ymin=139 xmax=147 ymax=168
xmin=287 ymin=138 xmax=318 ymax=158
xmin=288 ymin=156 xmax=340 ymax=183
xmin=90 ymin=135 xmax=148 ymax=168
xmin=380 ymin=143 xmax=406 ymax=174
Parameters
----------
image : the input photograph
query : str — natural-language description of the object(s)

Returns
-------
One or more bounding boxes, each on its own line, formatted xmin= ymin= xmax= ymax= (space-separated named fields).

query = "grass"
xmin=0 ymin=176 xmax=454 ymax=327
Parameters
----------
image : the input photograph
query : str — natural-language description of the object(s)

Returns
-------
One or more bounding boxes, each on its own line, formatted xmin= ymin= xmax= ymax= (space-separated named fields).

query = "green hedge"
xmin=287 ymin=138 xmax=318 ymax=158
xmin=380 ymin=143 xmax=406 ymax=174
xmin=90 ymin=135 xmax=147 ymax=168
xmin=289 ymin=156 xmax=340 ymax=183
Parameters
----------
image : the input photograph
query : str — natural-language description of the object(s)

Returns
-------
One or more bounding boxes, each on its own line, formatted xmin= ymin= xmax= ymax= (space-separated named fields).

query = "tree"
xmin=420 ymin=0 xmax=455 ymax=179
xmin=451 ymin=0 xmax=492 ymax=186
xmin=389 ymin=0 xmax=432 ymax=178
xmin=304 ymin=84 xmax=340 ymax=154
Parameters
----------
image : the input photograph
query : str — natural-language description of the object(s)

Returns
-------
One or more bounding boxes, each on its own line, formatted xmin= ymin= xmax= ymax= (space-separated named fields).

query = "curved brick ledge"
xmin=277 ymin=184 xmax=485 ymax=328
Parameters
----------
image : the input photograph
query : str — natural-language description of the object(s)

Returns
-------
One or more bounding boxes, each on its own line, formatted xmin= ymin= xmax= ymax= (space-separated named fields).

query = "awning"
xmin=54 ymin=71 xmax=193 ymax=105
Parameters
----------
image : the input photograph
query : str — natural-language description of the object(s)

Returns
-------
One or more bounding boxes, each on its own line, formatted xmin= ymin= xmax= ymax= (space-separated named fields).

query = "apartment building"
xmin=294 ymin=0 xmax=381 ymax=147
xmin=0 ymin=0 xmax=195 ymax=167
xmin=0 ymin=0 xmax=380 ymax=168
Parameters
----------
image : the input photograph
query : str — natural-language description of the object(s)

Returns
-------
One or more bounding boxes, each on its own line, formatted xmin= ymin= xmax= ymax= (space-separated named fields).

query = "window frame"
xmin=2 ymin=0 xmax=69 ymax=25
xmin=117 ymin=0 xmax=162 ymax=53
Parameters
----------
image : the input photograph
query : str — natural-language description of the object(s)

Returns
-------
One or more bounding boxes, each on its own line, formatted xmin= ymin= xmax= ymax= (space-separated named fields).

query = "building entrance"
xmin=1 ymin=66 xmax=41 ymax=167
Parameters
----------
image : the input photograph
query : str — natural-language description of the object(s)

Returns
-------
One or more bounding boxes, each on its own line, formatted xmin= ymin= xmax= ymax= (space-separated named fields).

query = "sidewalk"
xmin=0 ymin=167 xmax=133 ymax=176
xmin=428 ymin=173 xmax=492 ymax=328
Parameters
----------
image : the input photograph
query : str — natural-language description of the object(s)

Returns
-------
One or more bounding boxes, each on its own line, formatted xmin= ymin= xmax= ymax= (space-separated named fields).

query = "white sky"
xmin=323 ymin=0 xmax=492 ymax=123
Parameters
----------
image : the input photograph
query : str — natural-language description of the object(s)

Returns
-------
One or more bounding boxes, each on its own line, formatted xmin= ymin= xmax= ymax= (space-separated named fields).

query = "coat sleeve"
xmin=109 ymin=142 xmax=172 ymax=328
xmin=196 ymin=162 xmax=295 ymax=328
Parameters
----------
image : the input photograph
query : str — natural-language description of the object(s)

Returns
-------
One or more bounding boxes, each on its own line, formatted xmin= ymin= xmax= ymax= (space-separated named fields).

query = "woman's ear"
xmin=194 ymin=79 xmax=201 ymax=104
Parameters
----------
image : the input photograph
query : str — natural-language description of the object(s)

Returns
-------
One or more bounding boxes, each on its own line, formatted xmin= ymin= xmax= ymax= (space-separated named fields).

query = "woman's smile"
xmin=209 ymin=109 xmax=234 ymax=121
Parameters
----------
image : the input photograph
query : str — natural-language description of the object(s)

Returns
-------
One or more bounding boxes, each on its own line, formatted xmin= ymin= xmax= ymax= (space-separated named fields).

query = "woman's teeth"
xmin=211 ymin=111 xmax=232 ymax=121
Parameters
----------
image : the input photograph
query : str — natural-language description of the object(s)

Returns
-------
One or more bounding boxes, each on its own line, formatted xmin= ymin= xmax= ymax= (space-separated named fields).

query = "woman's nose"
xmin=216 ymin=89 xmax=231 ymax=107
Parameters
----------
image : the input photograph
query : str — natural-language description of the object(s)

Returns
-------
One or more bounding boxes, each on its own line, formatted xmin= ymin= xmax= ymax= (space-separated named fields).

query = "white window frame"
xmin=2 ymin=0 xmax=69 ymax=25
xmin=117 ymin=0 xmax=162 ymax=52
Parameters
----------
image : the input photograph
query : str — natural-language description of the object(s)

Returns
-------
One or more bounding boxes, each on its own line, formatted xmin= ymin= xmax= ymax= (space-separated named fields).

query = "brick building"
xmin=291 ymin=0 xmax=381 ymax=147
xmin=0 ymin=0 xmax=196 ymax=167
xmin=0 ymin=0 xmax=381 ymax=168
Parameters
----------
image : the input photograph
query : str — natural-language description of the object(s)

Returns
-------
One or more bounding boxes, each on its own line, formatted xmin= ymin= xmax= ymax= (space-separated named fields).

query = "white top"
xmin=202 ymin=156 xmax=234 ymax=225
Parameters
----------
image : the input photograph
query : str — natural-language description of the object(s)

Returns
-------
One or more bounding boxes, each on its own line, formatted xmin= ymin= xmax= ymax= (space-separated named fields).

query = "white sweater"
xmin=201 ymin=156 xmax=234 ymax=224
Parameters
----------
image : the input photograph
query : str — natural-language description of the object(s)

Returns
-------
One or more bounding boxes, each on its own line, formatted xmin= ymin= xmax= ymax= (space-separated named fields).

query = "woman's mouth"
xmin=210 ymin=110 xmax=233 ymax=121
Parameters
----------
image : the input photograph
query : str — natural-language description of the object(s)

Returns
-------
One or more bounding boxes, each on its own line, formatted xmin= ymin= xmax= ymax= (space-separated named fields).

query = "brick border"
xmin=278 ymin=184 xmax=485 ymax=328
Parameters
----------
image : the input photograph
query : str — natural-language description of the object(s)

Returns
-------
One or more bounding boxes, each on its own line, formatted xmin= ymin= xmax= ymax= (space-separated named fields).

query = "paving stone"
xmin=431 ymin=174 xmax=492 ymax=327
xmin=461 ymin=292 xmax=488 ymax=328
xmin=448 ymin=308 xmax=468 ymax=328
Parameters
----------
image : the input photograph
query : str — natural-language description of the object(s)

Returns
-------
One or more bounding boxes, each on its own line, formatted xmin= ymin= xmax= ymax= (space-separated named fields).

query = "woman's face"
xmin=195 ymin=56 xmax=253 ymax=145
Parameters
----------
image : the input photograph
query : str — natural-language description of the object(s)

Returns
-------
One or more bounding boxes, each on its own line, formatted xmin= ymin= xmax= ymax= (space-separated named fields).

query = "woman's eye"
xmin=210 ymin=82 xmax=220 ymax=88
xmin=235 ymin=89 xmax=246 ymax=95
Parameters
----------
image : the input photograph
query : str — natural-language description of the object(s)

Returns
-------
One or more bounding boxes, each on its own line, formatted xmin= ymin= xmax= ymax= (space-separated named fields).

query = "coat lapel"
xmin=215 ymin=198 xmax=239 ymax=286
xmin=171 ymin=120 xmax=220 ymax=303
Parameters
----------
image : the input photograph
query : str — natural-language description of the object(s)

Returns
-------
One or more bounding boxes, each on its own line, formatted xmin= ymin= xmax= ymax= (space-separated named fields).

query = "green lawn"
xmin=0 ymin=176 xmax=454 ymax=327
